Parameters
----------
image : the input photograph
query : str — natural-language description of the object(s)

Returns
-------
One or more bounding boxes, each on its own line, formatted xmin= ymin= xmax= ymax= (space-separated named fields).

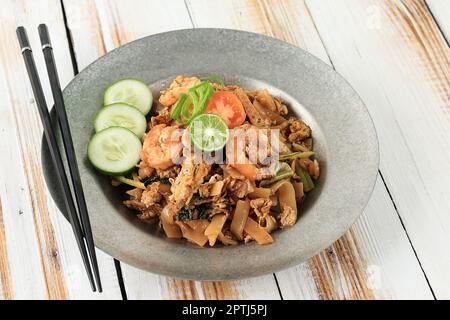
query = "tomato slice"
xmin=205 ymin=91 xmax=246 ymax=128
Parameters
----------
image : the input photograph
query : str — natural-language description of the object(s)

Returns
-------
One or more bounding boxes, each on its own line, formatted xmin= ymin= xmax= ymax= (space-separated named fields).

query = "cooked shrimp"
xmin=141 ymin=124 xmax=182 ymax=170
xmin=159 ymin=76 xmax=201 ymax=107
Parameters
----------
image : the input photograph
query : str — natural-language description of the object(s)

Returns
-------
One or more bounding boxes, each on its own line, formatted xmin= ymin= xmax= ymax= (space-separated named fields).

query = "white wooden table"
xmin=0 ymin=0 xmax=449 ymax=300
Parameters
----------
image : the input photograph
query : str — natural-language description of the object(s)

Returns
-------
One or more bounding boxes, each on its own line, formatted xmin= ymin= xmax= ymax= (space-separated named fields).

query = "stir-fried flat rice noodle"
xmin=120 ymin=76 xmax=320 ymax=247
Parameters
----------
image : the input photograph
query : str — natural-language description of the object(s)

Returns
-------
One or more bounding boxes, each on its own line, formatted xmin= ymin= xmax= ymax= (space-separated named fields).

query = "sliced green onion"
xmin=295 ymin=161 xmax=314 ymax=192
xmin=187 ymin=82 xmax=214 ymax=122
xmin=279 ymin=151 xmax=315 ymax=161
xmin=259 ymin=170 xmax=293 ymax=187
xmin=116 ymin=176 xmax=146 ymax=189
xmin=260 ymin=163 xmax=293 ymax=187
xmin=190 ymin=81 xmax=207 ymax=92
xmin=181 ymin=95 xmax=193 ymax=123
xmin=191 ymin=85 xmax=213 ymax=119
xmin=170 ymin=93 xmax=186 ymax=120
xmin=276 ymin=162 xmax=292 ymax=173
xmin=171 ymin=80 xmax=216 ymax=125
xmin=189 ymin=88 xmax=199 ymax=108
xmin=201 ymin=76 xmax=225 ymax=88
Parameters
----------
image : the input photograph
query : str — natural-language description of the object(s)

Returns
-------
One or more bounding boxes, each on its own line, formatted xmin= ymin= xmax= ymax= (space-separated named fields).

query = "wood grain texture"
xmin=189 ymin=0 xmax=330 ymax=64
xmin=2 ymin=0 xmax=446 ymax=300
xmin=0 ymin=197 xmax=13 ymax=300
xmin=306 ymin=0 xmax=450 ymax=298
xmin=0 ymin=0 xmax=122 ymax=299
xmin=186 ymin=0 xmax=433 ymax=300
xmin=426 ymin=0 xmax=450 ymax=42
xmin=386 ymin=0 xmax=450 ymax=105
xmin=63 ymin=0 xmax=282 ymax=300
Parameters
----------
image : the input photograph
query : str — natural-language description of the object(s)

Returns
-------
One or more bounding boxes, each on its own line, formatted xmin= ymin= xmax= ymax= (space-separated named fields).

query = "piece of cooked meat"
xmin=126 ymin=188 xmax=143 ymax=201
xmin=278 ymin=203 xmax=297 ymax=228
xmin=210 ymin=196 xmax=232 ymax=217
xmin=123 ymin=199 xmax=146 ymax=211
xmin=198 ymin=175 xmax=224 ymax=198
xmin=156 ymin=166 xmax=180 ymax=179
xmin=193 ymin=162 xmax=212 ymax=187
xmin=141 ymin=182 xmax=163 ymax=207
xmin=288 ymin=118 xmax=311 ymax=142
xmin=159 ymin=76 xmax=200 ymax=107
xmin=229 ymin=124 xmax=282 ymax=173
xmin=138 ymin=204 xmax=163 ymax=221
xmin=250 ymin=198 xmax=272 ymax=221
xmin=137 ymin=161 xmax=154 ymax=180
xmin=150 ymin=107 xmax=172 ymax=127
xmin=169 ymin=159 xmax=212 ymax=211
xmin=170 ymin=163 xmax=196 ymax=208
xmin=256 ymin=125 xmax=291 ymax=155
xmin=226 ymin=177 xmax=254 ymax=198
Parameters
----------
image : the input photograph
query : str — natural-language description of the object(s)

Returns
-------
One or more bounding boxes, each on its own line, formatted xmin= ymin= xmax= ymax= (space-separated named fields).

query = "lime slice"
xmin=188 ymin=114 xmax=229 ymax=152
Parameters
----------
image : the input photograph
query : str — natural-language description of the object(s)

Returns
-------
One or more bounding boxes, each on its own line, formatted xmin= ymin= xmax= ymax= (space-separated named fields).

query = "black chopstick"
xmin=16 ymin=26 xmax=97 ymax=292
xmin=38 ymin=24 xmax=102 ymax=293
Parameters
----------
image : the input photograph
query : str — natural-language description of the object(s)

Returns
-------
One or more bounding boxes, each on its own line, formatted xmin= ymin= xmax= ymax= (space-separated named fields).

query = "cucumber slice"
xmin=94 ymin=103 xmax=147 ymax=138
xmin=88 ymin=127 xmax=142 ymax=176
xmin=104 ymin=79 xmax=153 ymax=115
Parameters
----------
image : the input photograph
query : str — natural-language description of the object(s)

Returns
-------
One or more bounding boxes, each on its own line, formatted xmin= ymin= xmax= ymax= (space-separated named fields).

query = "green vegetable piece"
xmin=144 ymin=175 xmax=171 ymax=186
xmin=144 ymin=175 xmax=159 ymax=186
xmin=170 ymin=93 xmax=186 ymax=120
xmin=295 ymin=161 xmax=315 ymax=192
xmin=259 ymin=170 xmax=293 ymax=187
xmin=197 ymin=204 xmax=209 ymax=220
xmin=177 ymin=208 xmax=191 ymax=221
xmin=159 ymin=178 xmax=171 ymax=185
xmin=171 ymin=81 xmax=215 ymax=125
xmin=116 ymin=176 xmax=146 ymax=189
xmin=181 ymin=95 xmax=193 ymax=124
xmin=279 ymin=151 xmax=315 ymax=161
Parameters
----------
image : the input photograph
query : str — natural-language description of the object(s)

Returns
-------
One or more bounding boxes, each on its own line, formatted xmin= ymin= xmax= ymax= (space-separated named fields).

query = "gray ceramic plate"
xmin=42 ymin=29 xmax=378 ymax=280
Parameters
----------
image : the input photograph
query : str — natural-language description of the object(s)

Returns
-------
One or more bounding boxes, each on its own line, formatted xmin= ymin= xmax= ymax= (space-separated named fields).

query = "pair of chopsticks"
xmin=16 ymin=25 xmax=102 ymax=292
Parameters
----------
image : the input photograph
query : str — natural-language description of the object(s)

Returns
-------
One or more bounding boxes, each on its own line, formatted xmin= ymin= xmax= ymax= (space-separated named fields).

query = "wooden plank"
xmin=426 ymin=0 xmax=450 ymax=42
xmin=187 ymin=0 xmax=330 ymax=64
xmin=306 ymin=0 xmax=450 ymax=298
xmin=121 ymin=264 xmax=279 ymax=300
xmin=0 ymin=0 xmax=122 ymax=299
xmin=186 ymin=0 xmax=433 ymax=299
xmin=279 ymin=177 xmax=433 ymax=299
xmin=0 ymin=197 xmax=13 ymax=300
xmin=63 ymin=0 xmax=282 ymax=300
